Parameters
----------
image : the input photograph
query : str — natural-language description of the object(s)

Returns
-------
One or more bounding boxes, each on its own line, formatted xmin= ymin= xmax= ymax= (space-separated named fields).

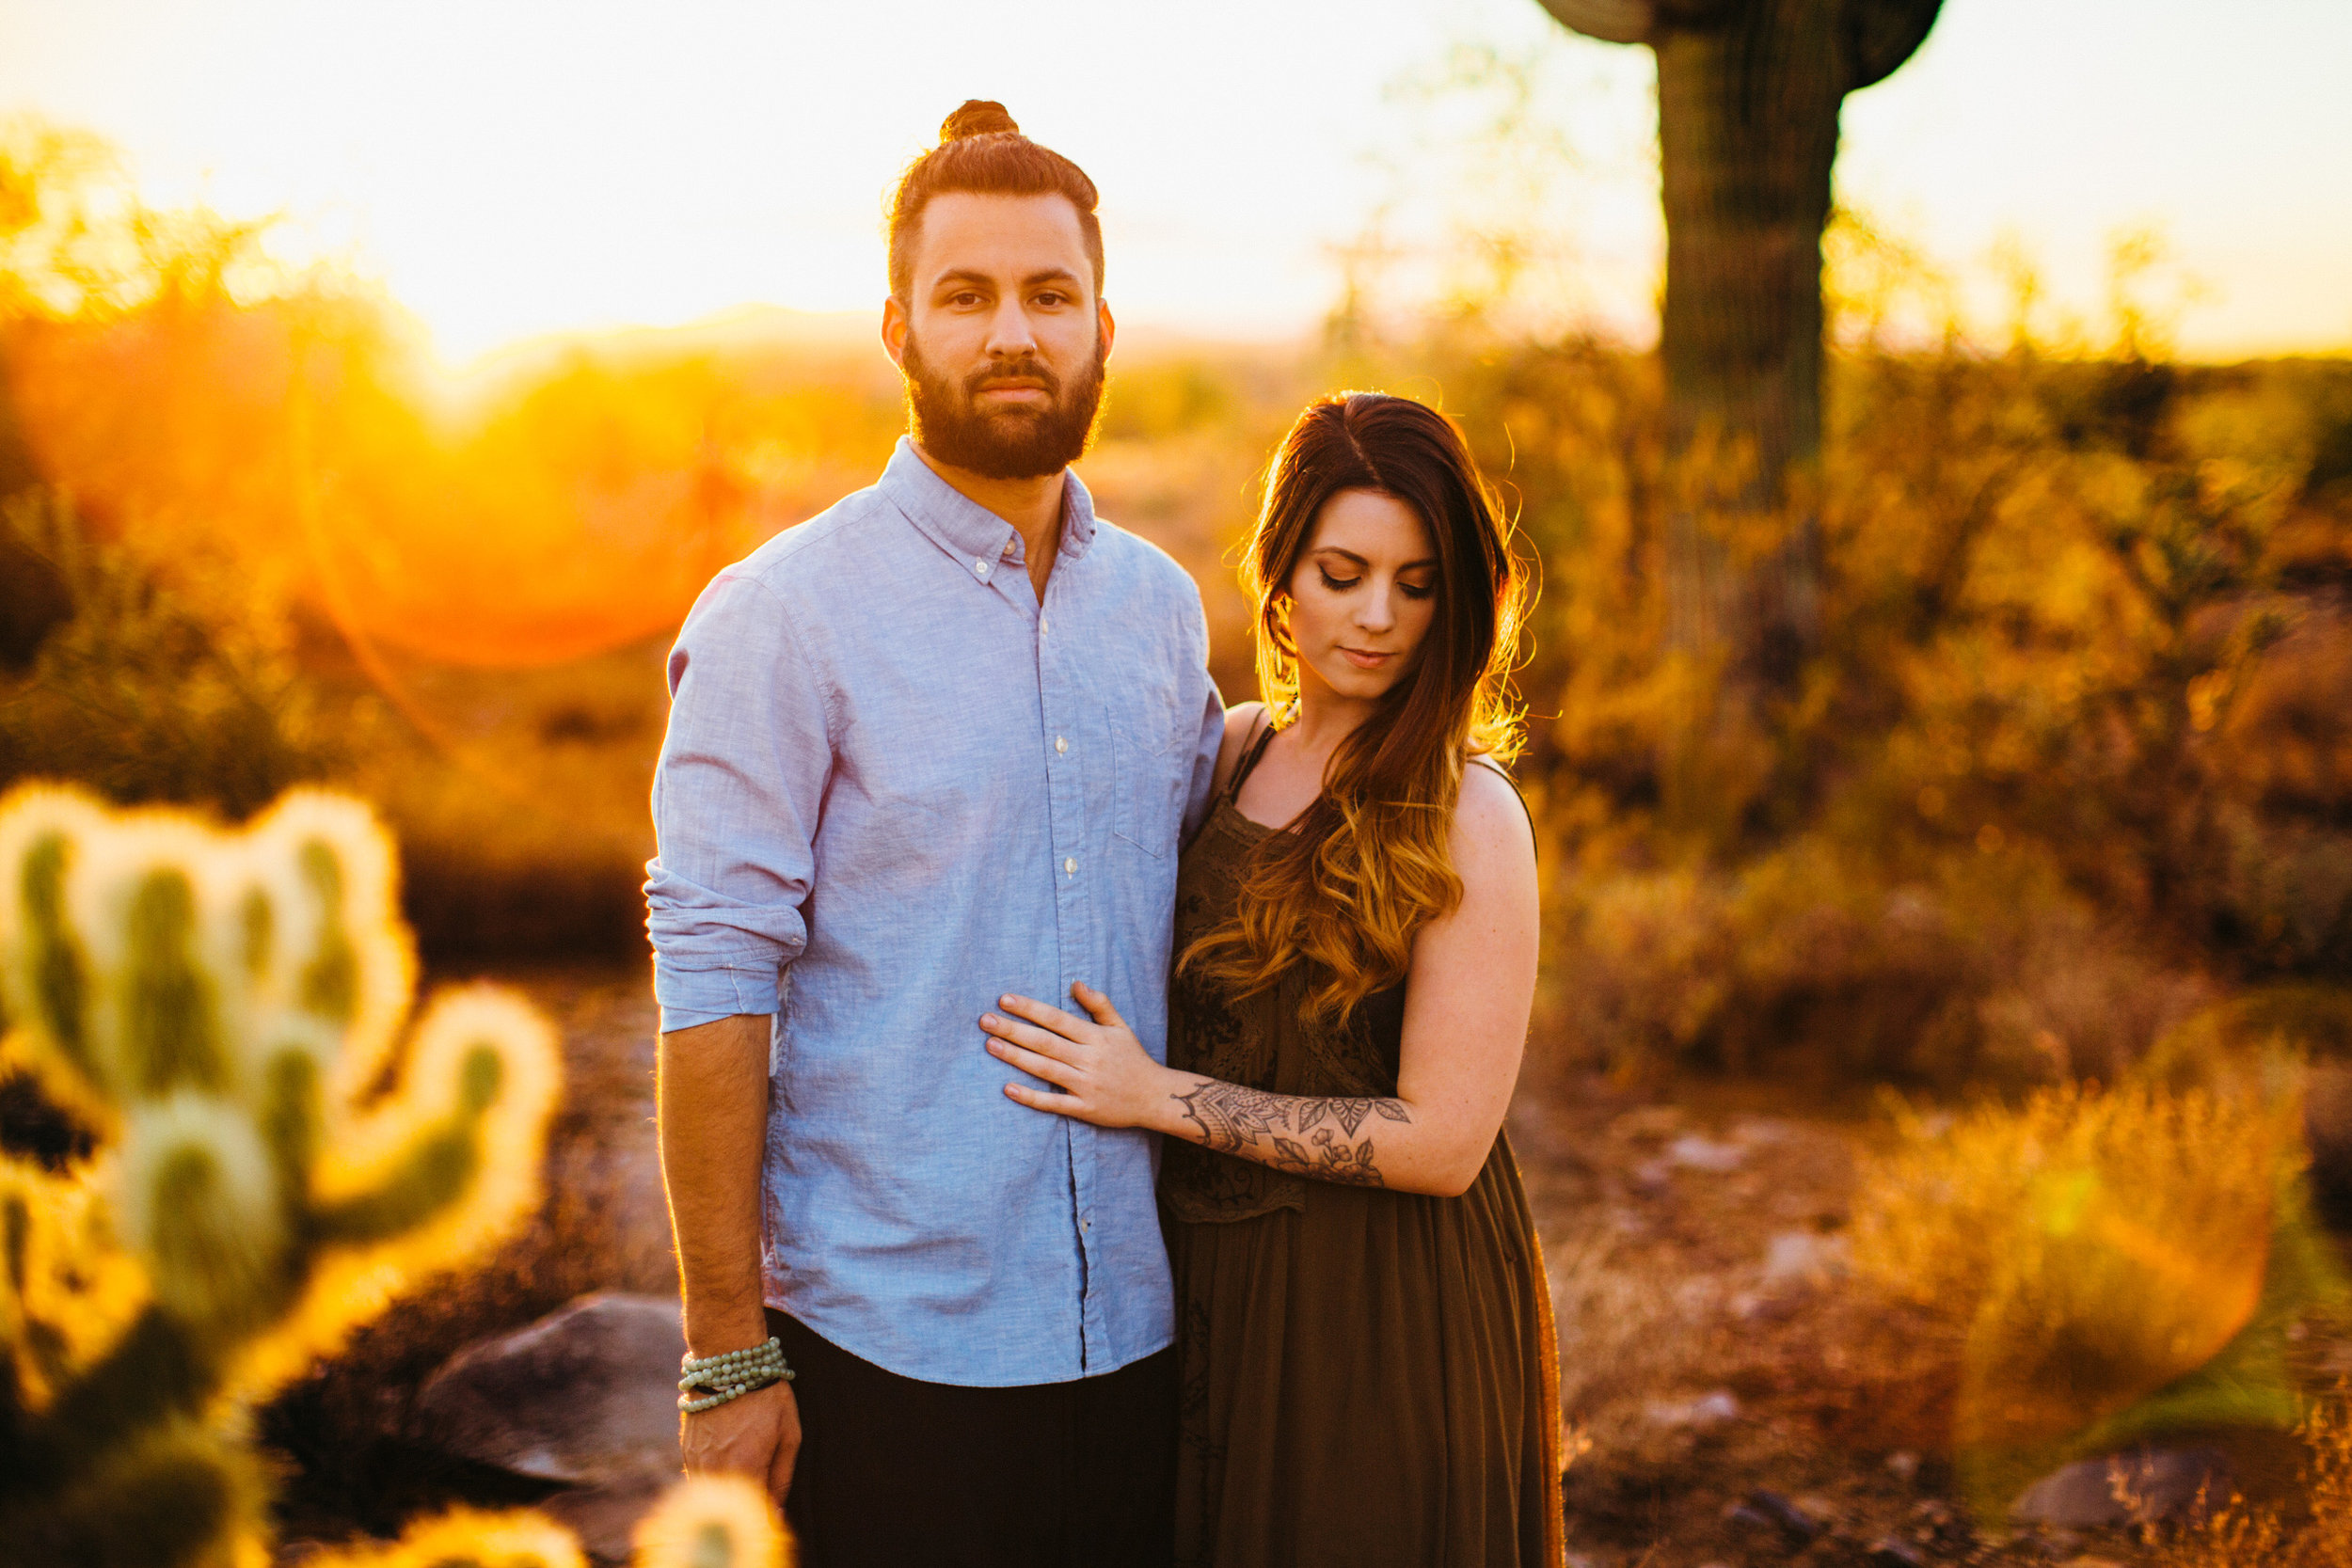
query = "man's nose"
xmin=984 ymin=297 xmax=1038 ymax=360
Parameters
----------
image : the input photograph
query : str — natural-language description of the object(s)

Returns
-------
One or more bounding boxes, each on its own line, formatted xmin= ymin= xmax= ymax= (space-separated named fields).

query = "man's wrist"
xmin=684 ymin=1302 xmax=773 ymax=1360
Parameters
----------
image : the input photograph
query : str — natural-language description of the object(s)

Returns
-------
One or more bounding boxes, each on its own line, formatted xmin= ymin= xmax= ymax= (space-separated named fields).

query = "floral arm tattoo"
xmin=1168 ymin=1080 xmax=1412 ymax=1188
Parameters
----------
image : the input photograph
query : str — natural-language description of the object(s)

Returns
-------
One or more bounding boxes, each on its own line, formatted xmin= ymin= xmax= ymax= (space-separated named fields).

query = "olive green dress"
xmin=1160 ymin=739 xmax=1566 ymax=1568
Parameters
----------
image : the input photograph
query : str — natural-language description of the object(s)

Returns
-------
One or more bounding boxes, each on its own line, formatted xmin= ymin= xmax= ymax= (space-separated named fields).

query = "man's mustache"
xmin=963 ymin=356 xmax=1062 ymax=402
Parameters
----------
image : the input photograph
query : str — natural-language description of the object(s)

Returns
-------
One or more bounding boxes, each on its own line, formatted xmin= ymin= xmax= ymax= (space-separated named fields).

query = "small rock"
xmin=413 ymin=1292 xmax=687 ymax=1488
xmin=1761 ymin=1229 xmax=1851 ymax=1287
xmin=1742 ymin=1488 xmax=1827 ymax=1544
xmin=1644 ymin=1389 xmax=1741 ymax=1429
xmin=1885 ymin=1449 xmax=1920 ymax=1482
xmin=1666 ymin=1133 xmax=1746 ymax=1173
xmin=1866 ymin=1540 xmax=1927 ymax=1568
xmin=2010 ymin=1447 xmax=2229 ymax=1528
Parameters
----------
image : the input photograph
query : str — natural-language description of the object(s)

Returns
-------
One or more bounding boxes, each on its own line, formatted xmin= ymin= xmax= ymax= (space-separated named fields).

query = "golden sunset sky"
xmin=4 ymin=0 xmax=2346 ymax=363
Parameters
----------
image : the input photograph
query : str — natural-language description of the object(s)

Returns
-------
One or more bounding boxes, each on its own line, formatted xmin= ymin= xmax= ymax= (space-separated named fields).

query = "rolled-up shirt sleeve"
xmin=645 ymin=571 xmax=830 ymax=1034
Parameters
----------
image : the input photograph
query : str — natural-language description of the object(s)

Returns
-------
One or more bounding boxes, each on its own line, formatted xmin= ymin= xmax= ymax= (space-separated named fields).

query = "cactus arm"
xmin=6 ymin=1426 xmax=251 ymax=1568
xmin=1844 ymin=0 xmax=1942 ymax=89
xmin=5 ymin=1306 xmax=215 ymax=1501
xmin=308 ymin=1045 xmax=501 ymax=1246
xmin=1531 ymin=0 xmax=1658 ymax=45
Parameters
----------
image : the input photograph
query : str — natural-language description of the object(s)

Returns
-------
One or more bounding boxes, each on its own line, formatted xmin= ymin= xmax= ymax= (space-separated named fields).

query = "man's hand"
xmin=682 ymin=1377 xmax=802 ymax=1500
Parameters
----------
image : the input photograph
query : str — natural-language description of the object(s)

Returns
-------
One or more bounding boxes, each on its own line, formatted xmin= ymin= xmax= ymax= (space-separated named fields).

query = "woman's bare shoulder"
xmin=1452 ymin=758 xmax=1536 ymax=880
xmin=1210 ymin=702 xmax=1270 ymax=799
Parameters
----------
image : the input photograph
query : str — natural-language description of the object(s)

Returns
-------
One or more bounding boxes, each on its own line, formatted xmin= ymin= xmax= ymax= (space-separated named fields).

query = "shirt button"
xmin=1040 ymin=614 xmax=1049 ymax=635
xmin=1064 ymin=856 xmax=1077 ymax=876
xmin=1055 ymin=736 xmax=1068 ymax=754
xmin=1080 ymin=1217 xmax=1091 ymax=1233
xmin=1001 ymin=538 xmax=1016 ymax=559
xmin=973 ymin=559 xmax=989 ymax=578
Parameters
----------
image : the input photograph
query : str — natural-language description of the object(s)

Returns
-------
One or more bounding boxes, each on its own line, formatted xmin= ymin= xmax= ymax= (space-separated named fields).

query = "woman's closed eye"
xmin=1317 ymin=567 xmax=1360 ymax=592
xmin=1398 ymin=578 xmax=1436 ymax=600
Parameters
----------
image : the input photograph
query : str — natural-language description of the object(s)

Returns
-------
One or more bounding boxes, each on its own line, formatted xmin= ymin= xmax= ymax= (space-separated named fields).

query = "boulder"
xmin=413 ymin=1292 xmax=687 ymax=1489
xmin=2010 ymin=1447 xmax=2229 ymax=1528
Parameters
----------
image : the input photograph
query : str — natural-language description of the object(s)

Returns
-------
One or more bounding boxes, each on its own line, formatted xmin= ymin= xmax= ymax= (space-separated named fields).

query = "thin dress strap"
xmin=1226 ymin=713 xmax=1279 ymax=803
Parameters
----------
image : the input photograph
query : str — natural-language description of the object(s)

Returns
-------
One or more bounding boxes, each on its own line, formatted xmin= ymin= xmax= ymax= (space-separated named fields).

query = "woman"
xmin=979 ymin=391 xmax=1563 ymax=1566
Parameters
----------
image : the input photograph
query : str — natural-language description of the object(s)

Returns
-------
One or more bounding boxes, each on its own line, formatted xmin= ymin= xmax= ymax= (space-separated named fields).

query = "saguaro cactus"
xmin=1534 ymin=0 xmax=1942 ymax=684
xmin=0 ymin=783 xmax=562 ymax=1564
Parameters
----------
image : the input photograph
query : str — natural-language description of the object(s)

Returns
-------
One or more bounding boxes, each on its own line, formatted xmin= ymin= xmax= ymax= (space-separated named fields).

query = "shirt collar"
xmin=878 ymin=436 xmax=1099 ymax=576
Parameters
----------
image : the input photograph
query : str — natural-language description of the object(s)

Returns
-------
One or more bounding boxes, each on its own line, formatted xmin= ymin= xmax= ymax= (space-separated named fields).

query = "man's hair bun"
xmin=940 ymin=100 xmax=1020 ymax=143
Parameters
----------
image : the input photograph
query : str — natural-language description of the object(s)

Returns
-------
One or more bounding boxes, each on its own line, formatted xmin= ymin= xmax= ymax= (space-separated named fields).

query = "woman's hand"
xmin=981 ymin=983 xmax=1174 ymax=1131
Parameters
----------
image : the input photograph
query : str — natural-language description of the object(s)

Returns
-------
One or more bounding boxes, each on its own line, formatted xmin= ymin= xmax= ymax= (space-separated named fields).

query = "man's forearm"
xmin=657 ymin=1013 xmax=775 ymax=1356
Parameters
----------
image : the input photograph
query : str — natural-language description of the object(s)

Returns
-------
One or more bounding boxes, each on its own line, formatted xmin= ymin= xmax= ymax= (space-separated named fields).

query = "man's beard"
xmin=902 ymin=327 xmax=1106 ymax=481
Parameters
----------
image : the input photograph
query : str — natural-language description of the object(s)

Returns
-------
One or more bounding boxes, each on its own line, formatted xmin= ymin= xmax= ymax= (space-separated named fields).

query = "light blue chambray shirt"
xmin=645 ymin=437 xmax=1224 ymax=1387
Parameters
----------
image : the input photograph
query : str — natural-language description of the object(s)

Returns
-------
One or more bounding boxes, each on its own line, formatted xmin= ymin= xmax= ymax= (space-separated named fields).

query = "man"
xmin=644 ymin=100 xmax=1222 ymax=1566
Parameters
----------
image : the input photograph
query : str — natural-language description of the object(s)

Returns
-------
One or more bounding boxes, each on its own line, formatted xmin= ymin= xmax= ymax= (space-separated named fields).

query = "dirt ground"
xmin=1507 ymin=1073 xmax=2340 ymax=1568
xmin=265 ymin=970 xmax=2332 ymax=1563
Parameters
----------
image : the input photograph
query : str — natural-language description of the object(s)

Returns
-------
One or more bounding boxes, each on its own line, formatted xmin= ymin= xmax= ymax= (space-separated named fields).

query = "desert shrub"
xmin=0 ymin=782 xmax=567 ymax=1561
xmin=0 ymin=488 xmax=359 ymax=816
xmin=1343 ymin=287 xmax=2352 ymax=1082
xmin=1544 ymin=833 xmax=2209 ymax=1084
xmin=1851 ymin=1077 xmax=2346 ymax=1510
xmin=2150 ymin=1398 xmax=2352 ymax=1568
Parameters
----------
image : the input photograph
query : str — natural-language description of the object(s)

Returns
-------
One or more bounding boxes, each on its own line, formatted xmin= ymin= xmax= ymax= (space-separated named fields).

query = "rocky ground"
xmin=263 ymin=969 xmax=2333 ymax=1565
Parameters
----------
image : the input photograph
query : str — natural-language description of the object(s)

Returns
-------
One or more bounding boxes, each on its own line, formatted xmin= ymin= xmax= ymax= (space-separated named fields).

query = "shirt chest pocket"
xmin=1109 ymin=696 xmax=1187 ymax=860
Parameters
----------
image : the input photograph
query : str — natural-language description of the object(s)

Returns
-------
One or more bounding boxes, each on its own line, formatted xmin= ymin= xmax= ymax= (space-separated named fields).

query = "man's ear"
xmin=882 ymin=295 xmax=910 ymax=370
xmin=1096 ymin=298 xmax=1116 ymax=365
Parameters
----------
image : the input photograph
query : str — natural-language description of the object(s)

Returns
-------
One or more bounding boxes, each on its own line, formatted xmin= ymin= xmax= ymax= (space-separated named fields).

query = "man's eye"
xmin=1033 ymin=292 xmax=1068 ymax=308
xmin=1318 ymin=569 xmax=1359 ymax=592
xmin=950 ymin=292 xmax=983 ymax=307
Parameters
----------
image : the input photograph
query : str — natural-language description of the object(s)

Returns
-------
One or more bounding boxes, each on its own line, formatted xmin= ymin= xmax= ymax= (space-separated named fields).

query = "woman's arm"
xmin=980 ymin=765 xmax=1538 ymax=1197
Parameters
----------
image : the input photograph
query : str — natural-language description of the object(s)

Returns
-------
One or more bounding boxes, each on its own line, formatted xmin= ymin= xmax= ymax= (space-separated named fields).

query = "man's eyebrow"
xmin=929 ymin=267 xmax=1084 ymax=291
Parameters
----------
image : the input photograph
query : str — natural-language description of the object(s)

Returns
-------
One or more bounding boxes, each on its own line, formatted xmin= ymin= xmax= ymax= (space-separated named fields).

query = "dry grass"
xmin=1853 ymin=1084 xmax=2294 ymax=1449
xmin=2151 ymin=1400 xmax=2352 ymax=1568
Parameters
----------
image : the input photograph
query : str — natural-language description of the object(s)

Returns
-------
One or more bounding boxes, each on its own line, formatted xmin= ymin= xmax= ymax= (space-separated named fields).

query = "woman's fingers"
xmin=998 ymin=992 xmax=1090 ymax=1038
xmin=979 ymin=1011 xmax=1081 ymax=1059
xmin=1070 ymin=981 xmax=1126 ymax=1029
xmin=985 ymin=1034 xmax=1076 ymax=1088
xmin=1005 ymin=1081 xmax=1086 ymax=1116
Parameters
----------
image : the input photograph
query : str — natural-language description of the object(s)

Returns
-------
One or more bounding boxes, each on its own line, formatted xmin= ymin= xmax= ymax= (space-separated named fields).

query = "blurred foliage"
xmin=1343 ymin=230 xmax=2352 ymax=1084
xmin=1850 ymin=1067 xmax=2347 ymax=1512
xmin=302 ymin=1476 xmax=789 ymax=1568
xmin=2152 ymin=1397 xmax=2352 ymax=1567
xmin=2 ymin=112 xmax=2349 ymax=1079
xmin=0 ymin=783 xmax=562 ymax=1562
xmin=0 ymin=488 xmax=358 ymax=817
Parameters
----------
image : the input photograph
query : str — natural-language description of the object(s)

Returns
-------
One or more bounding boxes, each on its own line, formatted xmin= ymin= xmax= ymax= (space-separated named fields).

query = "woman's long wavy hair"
xmin=1181 ymin=392 xmax=1528 ymax=1027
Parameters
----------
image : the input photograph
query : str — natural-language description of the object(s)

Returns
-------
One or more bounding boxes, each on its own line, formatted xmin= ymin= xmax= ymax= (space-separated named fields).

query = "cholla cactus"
xmin=301 ymin=1476 xmax=790 ymax=1568
xmin=0 ymin=783 xmax=562 ymax=1564
xmin=630 ymin=1476 xmax=792 ymax=1568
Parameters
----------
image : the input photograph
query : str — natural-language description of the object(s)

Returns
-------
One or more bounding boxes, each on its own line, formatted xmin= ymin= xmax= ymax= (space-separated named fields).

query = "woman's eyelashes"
xmin=1313 ymin=567 xmax=1436 ymax=599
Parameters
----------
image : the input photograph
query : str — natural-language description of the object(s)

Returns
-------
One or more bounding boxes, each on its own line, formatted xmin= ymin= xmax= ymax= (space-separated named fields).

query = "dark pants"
xmin=768 ymin=1309 xmax=1177 ymax=1568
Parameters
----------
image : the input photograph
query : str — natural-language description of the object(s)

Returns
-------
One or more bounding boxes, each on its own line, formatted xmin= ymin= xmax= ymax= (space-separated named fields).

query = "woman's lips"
xmin=1340 ymin=647 xmax=1395 ymax=669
